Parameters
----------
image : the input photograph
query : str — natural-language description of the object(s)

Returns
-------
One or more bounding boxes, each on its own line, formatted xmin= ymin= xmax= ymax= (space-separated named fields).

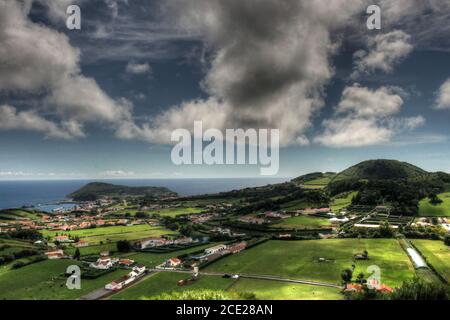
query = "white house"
xmin=166 ymin=258 xmax=182 ymax=267
xmin=205 ymin=244 xmax=227 ymax=255
xmin=89 ymin=256 xmax=118 ymax=270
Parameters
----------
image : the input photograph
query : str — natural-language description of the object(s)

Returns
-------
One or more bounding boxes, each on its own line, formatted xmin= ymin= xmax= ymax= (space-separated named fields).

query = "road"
xmin=79 ymin=272 xmax=155 ymax=300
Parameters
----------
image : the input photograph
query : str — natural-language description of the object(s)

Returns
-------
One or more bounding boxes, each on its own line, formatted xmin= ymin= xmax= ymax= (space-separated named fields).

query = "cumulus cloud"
xmin=336 ymin=84 xmax=403 ymax=118
xmin=0 ymin=105 xmax=85 ymax=139
xmin=435 ymin=78 xmax=450 ymax=109
xmin=125 ymin=62 xmax=151 ymax=75
xmin=139 ymin=0 xmax=368 ymax=146
xmin=351 ymin=30 xmax=413 ymax=79
xmin=315 ymin=84 xmax=425 ymax=147
xmin=0 ymin=0 xmax=138 ymax=140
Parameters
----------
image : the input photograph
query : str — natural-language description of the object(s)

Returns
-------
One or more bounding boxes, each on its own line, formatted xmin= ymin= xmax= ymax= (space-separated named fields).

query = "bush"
xmin=12 ymin=261 xmax=26 ymax=269
xmin=117 ymin=240 xmax=133 ymax=252
xmin=445 ymin=234 xmax=450 ymax=246
xmin=390 ymin=278 xmax=450 ymax=300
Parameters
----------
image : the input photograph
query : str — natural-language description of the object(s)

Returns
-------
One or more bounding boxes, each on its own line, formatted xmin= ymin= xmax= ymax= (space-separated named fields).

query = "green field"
xmin=0 ymin=238 xmax=39 ymax=256
xmin=205 ymin=239 xmax=415 ymax=287
xmin=0 ymin=209 xmax=41 ymax=221
xmin=110 ymin=272 xmax=344 ymax=300
xmin=418 ymin=192 xmax=450 ymax=216
xmin=330 ymin=192 xmax=358 ymax=213
xmin=228 ymin=279 xmax=343 ymax=300
xmin=412 ymin=240 xmax=450 ymax=283
xmin=110 ymin=272 xmax=235 ymax=300
xmin=41 ymin=225 xmax=174 ymax=245
xmin=148 ymin=207 xmax=204 ymax=217
xmin=0 ymin=259 xmax=129 ymax=300
xmin=273 ymin=216 xmax=331 ymax=229
xmin=65 ymin=243 xmax=118 ymax=256
xmin=301 ymin=173 xmax=336 ymax=189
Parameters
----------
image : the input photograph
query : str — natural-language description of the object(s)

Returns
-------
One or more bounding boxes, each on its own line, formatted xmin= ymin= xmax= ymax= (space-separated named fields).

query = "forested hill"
xmin=68 ymin=182 xmax=177 ymax=201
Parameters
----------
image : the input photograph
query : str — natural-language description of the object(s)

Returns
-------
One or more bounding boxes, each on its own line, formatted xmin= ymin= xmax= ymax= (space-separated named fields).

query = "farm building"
xmin=227 ymin=242 xmax=247 ymax=254
xmin=205 ymin=244 xmax=227 ymax=255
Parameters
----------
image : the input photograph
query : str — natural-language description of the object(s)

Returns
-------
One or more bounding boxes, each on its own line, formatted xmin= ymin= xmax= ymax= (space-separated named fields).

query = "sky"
xmin=1 ymin=0 xmax=450 ymax=179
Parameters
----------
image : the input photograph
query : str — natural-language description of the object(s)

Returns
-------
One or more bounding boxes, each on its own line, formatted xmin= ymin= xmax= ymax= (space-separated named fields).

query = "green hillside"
xmin=68 ymin=182 xmax=177 ymax=201
xmin=330 ymin=160 xmax=428 ymax=183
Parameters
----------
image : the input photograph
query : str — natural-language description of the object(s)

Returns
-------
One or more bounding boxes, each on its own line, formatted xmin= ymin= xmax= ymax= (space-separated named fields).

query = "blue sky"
xmin=1 ymin=0 xmax=450 ymax=179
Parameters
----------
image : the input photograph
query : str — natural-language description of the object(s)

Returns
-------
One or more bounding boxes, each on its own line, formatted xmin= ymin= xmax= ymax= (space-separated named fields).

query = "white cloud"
xmin=351 ymin=30 xmax=413 ymax=79
xmin=435 ymin=78 xmax=450 ymax=109
xmin=101 ymin=170 xmax=135 ymax=177
xmin=0 ymin=105 xmax=85 ymax=139
xmin=315 ymin=84 xmax=425 ymax=147
xmin=125 ymin=62 xmax=152 ymax=75
xmin=315 ymin=118 xmax=393 ymax=147
xmin=0 ymin=0 xmax=141 ymax=140
xmin=336 ymin=84 xmax=404 ymax=118
xmin=140 ymin=0 xmax=369 ymax=146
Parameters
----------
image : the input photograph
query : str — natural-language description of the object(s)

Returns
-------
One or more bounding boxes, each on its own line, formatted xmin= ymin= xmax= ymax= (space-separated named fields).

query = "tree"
xmin=379 ymin=221 xmax=395 ymax=238
xmin=429 ymin=193 xmax=443 ymax=205
xmin=362 ymin=250 xmax=369 ymax=260
xmin=444 ymin=234 xmax=450 ymax=246
xmin=180 ymin=225 xmax=194 ymax=237
xmin=73 ymin=248 xmax=81 ymax=260
xmin=135 ymin=212 xmax=149 ymax=219
xmin=356 ymin=273 xmax=365 ymax=284
xmin=117 ymin=240 xmax=133 ymax=252
xmin=341 ymin=268 xmax=353 ymax=288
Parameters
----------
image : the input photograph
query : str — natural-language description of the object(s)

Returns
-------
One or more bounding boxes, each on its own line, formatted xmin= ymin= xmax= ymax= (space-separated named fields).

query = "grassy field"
xmin=0 ymin=238 xmax=39 ymax=256
xmin=205 ymin=239 xmax=415 ymax=287
xmin=280 ymin=200 xmax=314 ymax=211
xmin=0 ymin=209 xmax=41 ymax=221
xmin=110 ymin=272 xmax=344 ymax=300
xmin=110 ymin=272 xmax=235 ymax=300
xmin=0 ymin=259 xmax=129 ymax=300
xmin=330 ymin=192 xmax=358 ymax=213
xmin=228 ymin=279 xmax=343 ymax=300
xmin=148 ymin=207 xmax=204 ymax=217
xmin=41 ymin=225 xmax=174 ymax=245
xmin=65 ymin=243 xmax=118 ymax=256
xmin=418 ymin=192 xmax=450 ymax=216
xmin=301 ymin=173 xmax=336 ymax=189
xmin=412 ymin=240 xmax=450 ymax=283
xmin=273 ymin=216 xmax=331 ymax=229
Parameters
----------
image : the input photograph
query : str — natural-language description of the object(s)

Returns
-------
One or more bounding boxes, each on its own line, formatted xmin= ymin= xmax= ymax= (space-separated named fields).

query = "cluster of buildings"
xmin=412 ymin=217 xmax=450 ymax=232
xmin=89 ymin=252 xmax=137 ymax=270
xmin=105 ymin=265 xmax=146 ymax=291
xmin=210 ymin=227 xmax=246 ymax=238
xmin=137 ymin=236 xmax=195 ymax=249
xmin=0 ymin=212 xmax=145 ymax=235
xmin=189 ymin=213 xmax=219 ymax=224
xmin=158 ymin=242 xmax=248 ymax=270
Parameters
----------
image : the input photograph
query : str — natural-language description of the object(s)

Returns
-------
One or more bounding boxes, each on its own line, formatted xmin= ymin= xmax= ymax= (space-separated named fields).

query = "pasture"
xmin=0 ymin=259 xmax=128 ymax=300
xmin=412 ymin=240 xmax=450 ymax=283
xmin=205 ymin=239 xmax=415 ymax=287
xmin=273 ymin=215 xmax=331 ymax=229
xmin=418 ymin=192 xmax=450 ymax=216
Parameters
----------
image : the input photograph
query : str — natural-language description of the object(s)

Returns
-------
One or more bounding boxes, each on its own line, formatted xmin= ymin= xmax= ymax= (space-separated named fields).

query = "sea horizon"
xmin=0 ymin=177 xmax=290 ymax=210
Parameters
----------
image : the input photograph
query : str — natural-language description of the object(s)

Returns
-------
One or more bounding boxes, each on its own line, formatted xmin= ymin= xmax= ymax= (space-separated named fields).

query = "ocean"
xmin=0 ymin=178 xmax=289 ymax=210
